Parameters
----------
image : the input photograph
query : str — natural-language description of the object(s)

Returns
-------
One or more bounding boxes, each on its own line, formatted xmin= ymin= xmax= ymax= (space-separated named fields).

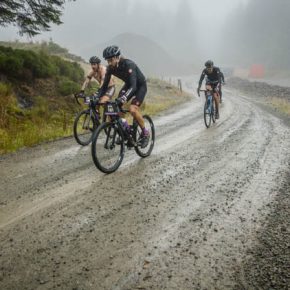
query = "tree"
xmin=0 ymin=0 xmax=75 ymax=36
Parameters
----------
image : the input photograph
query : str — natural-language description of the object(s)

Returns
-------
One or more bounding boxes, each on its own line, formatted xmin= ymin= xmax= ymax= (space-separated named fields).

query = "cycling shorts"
xmin=119 ymin=82 xmax=147 ymax=107
xmin=206 ymin=81 xmax=219 ymax=92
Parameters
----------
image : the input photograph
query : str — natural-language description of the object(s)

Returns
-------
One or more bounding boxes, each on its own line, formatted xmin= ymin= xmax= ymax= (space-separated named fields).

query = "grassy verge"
xmin=0 ymin=78 xmax=191 ymax=154
xmin=267 ymin=97 xmax=290 ymax=116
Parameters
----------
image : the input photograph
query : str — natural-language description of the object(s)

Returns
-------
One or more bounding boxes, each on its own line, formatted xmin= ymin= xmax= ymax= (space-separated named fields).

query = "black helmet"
xmin=103 ymin=45 xmax=121 ymax=60
xmin=205 ymin=60 xmax=214 ymax=68
xmin=89 ymin=56 xmax=101 ymax=64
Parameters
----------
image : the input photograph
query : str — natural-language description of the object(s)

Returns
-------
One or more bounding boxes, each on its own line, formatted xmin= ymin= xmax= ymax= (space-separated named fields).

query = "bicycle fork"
xmin=104 ymin=125 xmax=118 ymax=150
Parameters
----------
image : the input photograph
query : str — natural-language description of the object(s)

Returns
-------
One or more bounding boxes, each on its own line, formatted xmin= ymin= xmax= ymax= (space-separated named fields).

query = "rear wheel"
xmin=91 ymin=122 xmax=125 ymax=173
xmin=73 ymin=110 xmax=99 ymax=146
xmin=134 ymin=115 xmax=155 ymax=158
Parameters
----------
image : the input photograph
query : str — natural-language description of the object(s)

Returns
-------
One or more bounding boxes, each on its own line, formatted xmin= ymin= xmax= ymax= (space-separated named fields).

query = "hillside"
xmin=89 ymin=33 xmax=192 ymax=76
xmin=0 ymin=40 xmax=85 ymax=63
xmin=0 ymin=45 xmax=84 ymax=153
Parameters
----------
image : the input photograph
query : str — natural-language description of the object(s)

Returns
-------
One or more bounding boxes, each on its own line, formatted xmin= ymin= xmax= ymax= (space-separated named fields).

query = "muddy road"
xmin=0 ymin=80 xmax=290 ymax=290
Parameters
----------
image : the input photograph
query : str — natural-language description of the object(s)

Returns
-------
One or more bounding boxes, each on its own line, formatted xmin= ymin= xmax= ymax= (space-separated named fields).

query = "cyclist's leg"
xmin=213 ymin=86 xmax=220 ymax=118
xmin=128 ymin=83 xmax=147 ymax=128
xmin=205 ymin=84 xmax=212 ymax=112
xmin=128 ymin=83 xmax=149 ymax=147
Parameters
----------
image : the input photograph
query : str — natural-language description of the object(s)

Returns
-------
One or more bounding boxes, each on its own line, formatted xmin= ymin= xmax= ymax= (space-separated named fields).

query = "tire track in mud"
xmin=0 ymin=89 xmax=290 ymax=289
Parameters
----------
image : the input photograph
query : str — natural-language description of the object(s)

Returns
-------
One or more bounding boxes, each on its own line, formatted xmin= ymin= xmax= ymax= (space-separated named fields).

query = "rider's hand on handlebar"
xmin=77 ymin=90 xmax=85 ymax=98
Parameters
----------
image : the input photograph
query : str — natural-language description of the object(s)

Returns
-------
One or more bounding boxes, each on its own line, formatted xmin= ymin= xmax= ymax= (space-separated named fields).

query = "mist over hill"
xmin=222 ymin=0 xmax=290 ymax=69
xmin=86 ymin=33 xmax=193 ymax=77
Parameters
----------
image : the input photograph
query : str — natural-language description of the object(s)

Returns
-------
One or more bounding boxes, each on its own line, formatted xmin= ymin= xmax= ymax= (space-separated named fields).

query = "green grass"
xmin=0 ymin=82 xmax=77 ymax=154
xmin=267 ymin=97 xmax=290 ymax=115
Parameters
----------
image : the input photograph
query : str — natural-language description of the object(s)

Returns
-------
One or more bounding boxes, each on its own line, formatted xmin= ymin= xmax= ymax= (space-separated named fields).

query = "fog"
xmin=1 ymin=0 xmax=290 ymax=73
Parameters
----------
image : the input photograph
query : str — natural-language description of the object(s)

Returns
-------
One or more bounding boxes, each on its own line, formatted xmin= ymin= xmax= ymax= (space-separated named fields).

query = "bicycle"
xmin=91 ymin=100 xmax=155 ymax=173
xmin=73 ymin=93 xmax=106 ymax=146
xmin=200 ymin=88 xmax=216 ymax=128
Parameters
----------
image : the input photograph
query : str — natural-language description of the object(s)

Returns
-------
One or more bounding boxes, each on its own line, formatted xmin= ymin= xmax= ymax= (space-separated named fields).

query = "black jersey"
xmin=99 ymin=58 xmax=146 ymax=99
xmin=198 ymin=66 xmax=222 ymax=87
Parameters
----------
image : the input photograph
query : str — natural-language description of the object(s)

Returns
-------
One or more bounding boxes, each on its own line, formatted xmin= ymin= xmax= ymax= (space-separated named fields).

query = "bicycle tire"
xmin=211 ymin=102 xmax=216 ymax=123
xmin=204 ymin=101 xmax=211 ymax=128
xmin=134 ymin=115 xmax=155 ymax=158
xmin=73 ymin=110 xmax=99 ymax=146
xmin=91 ymin=122 xmax=125 ymax=173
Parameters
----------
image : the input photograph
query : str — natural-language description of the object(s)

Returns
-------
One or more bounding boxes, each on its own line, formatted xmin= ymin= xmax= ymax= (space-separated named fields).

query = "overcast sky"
xmin=0 ymin=0 xmax=249 ymax=64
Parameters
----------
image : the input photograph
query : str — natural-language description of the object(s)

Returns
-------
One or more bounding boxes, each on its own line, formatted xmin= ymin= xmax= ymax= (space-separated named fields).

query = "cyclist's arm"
xmin=198 ymin=70 xmax=206 ymax=88
xmin=123 ymin=65 xmax=137 ymax=99
xmin=98 ymin=69 xmax=111 ymax=97
xmin=99 ymin=66 xmax=107 ymax=87
xmin=81 ymin=71 xmax=94 ymax=91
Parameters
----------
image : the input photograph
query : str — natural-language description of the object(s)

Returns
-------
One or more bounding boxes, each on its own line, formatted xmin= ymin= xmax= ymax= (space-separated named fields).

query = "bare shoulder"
xmin=99 ymin=65 xmax=107 ymax=74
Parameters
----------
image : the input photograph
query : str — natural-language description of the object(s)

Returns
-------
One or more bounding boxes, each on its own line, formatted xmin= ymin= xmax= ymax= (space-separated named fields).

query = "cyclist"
xmin=197 ymin=60 xmax=222 ymax=119
xmin=98 ymin=45 xmax=149 ymax=148
xmin=79 ymin=56 xmax=115 ymax=104
xmin=219 ymin=70 xmax=225 ymax=103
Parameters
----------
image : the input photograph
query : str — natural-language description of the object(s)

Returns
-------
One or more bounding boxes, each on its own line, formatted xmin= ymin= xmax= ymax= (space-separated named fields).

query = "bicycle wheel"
xmin=134 ymin=115 xmax=155 ymax=158
xmin=91 ymin=122 xmax=125 ymax=173
xmin=73 ymin=110 xmax=99 ymax=146
xmin=211 ymin=102 xmax=216 ymax=123
xmin=204 ymin=101 xmax=211 ymax=128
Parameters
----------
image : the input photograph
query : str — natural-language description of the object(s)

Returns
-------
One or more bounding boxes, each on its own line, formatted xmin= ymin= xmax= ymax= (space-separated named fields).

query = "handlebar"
xmin=74 ymin=93 xmax=101 ymax=106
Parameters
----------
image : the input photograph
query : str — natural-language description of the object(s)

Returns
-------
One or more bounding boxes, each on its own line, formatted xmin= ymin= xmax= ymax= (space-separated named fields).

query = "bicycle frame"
xmin=200 ymin=89 xmax=214 ymax=111
xmin=104 ymin=101 xmax=138 ymax=147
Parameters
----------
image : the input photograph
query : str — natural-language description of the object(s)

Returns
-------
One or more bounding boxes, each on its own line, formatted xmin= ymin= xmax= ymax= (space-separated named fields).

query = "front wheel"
xmin=91 ymin=122 xmax=125 ymax=173
xmin=204 ymin=101 xmax=211 ymax=128
xmin=134 ymin=115 xmax=155 ymax=158
xmin=211 ymin=102 xmax=216 ymax=123
xmin=73 ymin=110 xmax=99 ymax=146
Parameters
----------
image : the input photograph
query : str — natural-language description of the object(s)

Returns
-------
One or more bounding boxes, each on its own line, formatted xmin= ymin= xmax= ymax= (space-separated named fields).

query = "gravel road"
xmin=0 ymin=79 xmax=289 ymax=290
